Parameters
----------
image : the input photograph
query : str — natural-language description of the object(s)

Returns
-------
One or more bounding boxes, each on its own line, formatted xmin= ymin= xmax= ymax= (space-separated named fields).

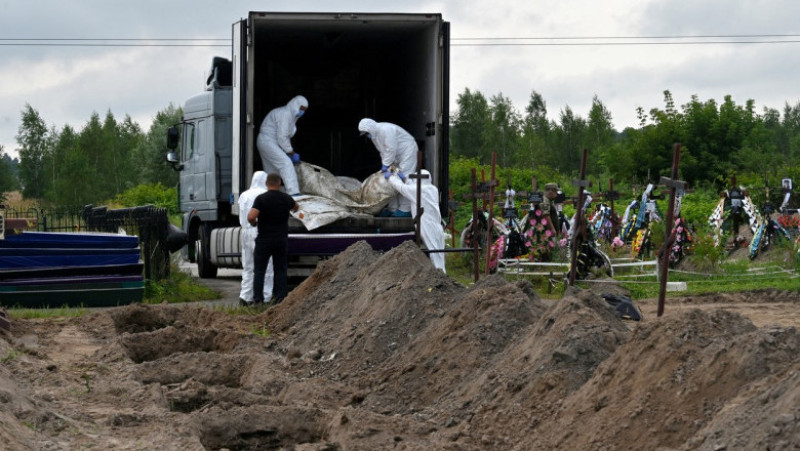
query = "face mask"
xmin=296 ymin=110 xmax=305 ymax=118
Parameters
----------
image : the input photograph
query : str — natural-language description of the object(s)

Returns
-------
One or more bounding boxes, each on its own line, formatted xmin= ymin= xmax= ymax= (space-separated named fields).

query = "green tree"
xmin=586 ymin=95 xmax=616 ymax=174
xmin=487 ymin=92 xmax=522 ymax=168
xmin=551 ymin=106 xmax=587 ymax=173
xmin=16 ymin=104 xmax=51 ymax=198
xmin=451 ymin=88 xmax=492 ymax=162
xmin=49 ymin=125 xmax=81 ymax=205
xmin=137 ymin=104 xmax=181 ymax=186
xmin=519 ymin=90 xmax=552 ymax=169
xmin=0 ymin=145 xmax=20 ymax=199
xmin=77 ymin=112 xmax=106 ymax=202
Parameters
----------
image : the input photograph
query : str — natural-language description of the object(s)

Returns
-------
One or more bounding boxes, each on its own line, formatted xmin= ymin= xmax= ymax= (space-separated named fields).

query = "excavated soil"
xmin=1 ymin=240 xmax=800 ymax=450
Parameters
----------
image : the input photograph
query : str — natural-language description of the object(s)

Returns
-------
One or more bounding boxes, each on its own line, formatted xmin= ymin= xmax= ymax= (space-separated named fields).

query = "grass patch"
xmin=616 ymin=257 xmax=800 ymax=299
xmin=250 ymin=322 xmax=271 ymax=338
xmin=143 ymin=266 xmax=220 ymax=304
xmin=9 ymin=305 xmax=91 ymax=319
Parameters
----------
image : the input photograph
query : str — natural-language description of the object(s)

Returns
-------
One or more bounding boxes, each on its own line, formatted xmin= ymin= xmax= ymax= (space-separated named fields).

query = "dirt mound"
xmin=539 ymin=308 xmax=800 ymax=450
xmin=265 ymin=240 xmax=465 ymax=380
xmin=0 ymin=241 xmax=799 ymax=449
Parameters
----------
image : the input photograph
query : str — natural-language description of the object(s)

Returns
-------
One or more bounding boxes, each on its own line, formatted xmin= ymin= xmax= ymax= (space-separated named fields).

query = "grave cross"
xmin=657 ymin=143 xmax=686 ymax=317
xmin=568 ymin=148 xmax=592 ymax=286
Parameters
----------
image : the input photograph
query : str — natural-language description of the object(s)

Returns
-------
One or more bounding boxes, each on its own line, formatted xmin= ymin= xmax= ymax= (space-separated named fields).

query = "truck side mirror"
xmin=166 ymin=126 xmax=179 ymax=150
xmin=166 ymin=151 xmax=183 ymax=171
xmin=165 ymin=126 xmax=183 ymax=171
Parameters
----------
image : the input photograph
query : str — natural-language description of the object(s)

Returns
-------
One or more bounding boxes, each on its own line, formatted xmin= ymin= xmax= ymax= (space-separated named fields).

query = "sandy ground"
xmin=1 ymin=241 xmax=799 ymax=450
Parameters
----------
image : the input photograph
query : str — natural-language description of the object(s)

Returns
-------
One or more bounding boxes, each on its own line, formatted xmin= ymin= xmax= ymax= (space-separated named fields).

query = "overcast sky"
xmin=2 ymin=0 xmax=800 ymax=159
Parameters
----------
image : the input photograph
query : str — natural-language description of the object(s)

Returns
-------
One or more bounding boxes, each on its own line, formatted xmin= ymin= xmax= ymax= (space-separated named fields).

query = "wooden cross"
xmin=657 ymin=143 xmax=685 ymax=317
xmin=568 ymin=149 xmax=591 ymax=286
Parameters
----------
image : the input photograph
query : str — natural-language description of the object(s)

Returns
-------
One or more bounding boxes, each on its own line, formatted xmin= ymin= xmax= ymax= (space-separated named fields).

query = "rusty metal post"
xmin=447 ymin=189 xmax=458 ymax=248
xmin=414 ymin=151 xmax=424 ymax=246
xmin=480 ymin=170 xmax=487 ymax=212
xmin=609 ymin=178 xmax=620 ymax=237
xmin=484 ymin=153 xmax=498 ymax=276
xmin=657 ymin=143 xmax=683 ymax=317
xmin=470 ymin=169 xmax=481 ymax=282
xmin=568 ymin=148 xmax=590 ymax=286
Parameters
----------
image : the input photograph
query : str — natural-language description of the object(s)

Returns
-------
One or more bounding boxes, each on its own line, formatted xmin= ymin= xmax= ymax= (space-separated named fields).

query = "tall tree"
xmin=551 ymin=106 xmax=586 ymax=173
xmin=49 ymin=125 xmax=81 ymax=205
xmin=450 ymin=88 xmax=492 ymax=162
xmin=520 ymin=90 xmax=551 ymax=169
xmin=137 ymin=104 xmax=182 ymax=186
xmin=0 ymin=145 xmax=19 ymax=199
xmin=116 ymin=115 xmax=144 ymax=192
xmin=16 ymin=104 xmax=51 ymax=198
xmin=78 ymin=112 xmax=106 ymax=202
xmin=586 ymin=95 xmax=616 ymax=174
xmin=487 ymin=92 xmax=521 ymax=167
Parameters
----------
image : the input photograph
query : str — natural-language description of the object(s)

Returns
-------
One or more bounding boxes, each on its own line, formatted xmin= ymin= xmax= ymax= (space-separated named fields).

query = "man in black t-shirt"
xmin=247 ymin=173 xmax=299 ymax=304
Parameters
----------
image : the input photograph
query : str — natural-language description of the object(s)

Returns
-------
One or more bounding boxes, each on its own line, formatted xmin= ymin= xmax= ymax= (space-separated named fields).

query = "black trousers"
xmin=253 ymin=237 xmax=288 ymax=302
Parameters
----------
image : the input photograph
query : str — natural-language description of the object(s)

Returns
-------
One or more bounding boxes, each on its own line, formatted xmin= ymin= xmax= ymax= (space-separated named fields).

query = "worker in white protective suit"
xmin=237 ymin=171 xmax=273 ymax=305
xmin=256 ymin=96 xmax=308 ymax=196
xmin=358 ymin=118 xmax=418 ymax=217
xmin=387 ymin=169 xmax=446 ymax=273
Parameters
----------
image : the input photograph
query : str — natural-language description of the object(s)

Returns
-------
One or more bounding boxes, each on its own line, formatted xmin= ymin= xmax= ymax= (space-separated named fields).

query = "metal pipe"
xmin=484 ymin=152 xmax=497 ymax=276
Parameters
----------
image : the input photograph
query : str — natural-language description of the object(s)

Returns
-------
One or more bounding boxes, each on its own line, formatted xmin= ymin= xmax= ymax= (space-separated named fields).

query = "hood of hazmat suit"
xmin=238 ymin=171 xmax=268 ymax=229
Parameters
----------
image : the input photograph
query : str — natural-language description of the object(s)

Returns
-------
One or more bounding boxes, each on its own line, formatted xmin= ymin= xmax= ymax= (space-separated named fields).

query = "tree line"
xmin=451 ymin=89 xmax=800 ymax=189
xmin=3 ymin=87 xmax=800 ymax=208
xmin=0 ymin=103 xmax=180 ymax=206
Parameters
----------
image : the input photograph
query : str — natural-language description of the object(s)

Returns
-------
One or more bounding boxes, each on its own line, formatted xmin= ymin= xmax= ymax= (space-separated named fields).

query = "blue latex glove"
xmin=384 ymin=171 xmax=392 ymax=180
xmin=290 ymin=152 xmax=301 ymax=164
xmin=380 ymin=165 xmax=389 ymax=173
xmin=397 ymin=171 xmax=406 ymax=182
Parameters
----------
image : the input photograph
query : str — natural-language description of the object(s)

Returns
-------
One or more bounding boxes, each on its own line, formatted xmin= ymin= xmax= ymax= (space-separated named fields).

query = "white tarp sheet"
xmin=291 ymin=162 xmax=396 ymax=230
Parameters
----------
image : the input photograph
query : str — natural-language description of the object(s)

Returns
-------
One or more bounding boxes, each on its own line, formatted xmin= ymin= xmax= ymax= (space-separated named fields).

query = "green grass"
xmin=143 ymin=266 xmax=220 ymax=304
xmin=9 ymin=305 xmax=91 ymax=319
xmin=250 ymin=322 xmax=271 ymax=338
xmin=454 ymin=235 xmax=800 ymax=301
xmin=610 ymin=251 xmax=800 ymax=299
xmin=618 ymin=271 xmax=800 ymax=299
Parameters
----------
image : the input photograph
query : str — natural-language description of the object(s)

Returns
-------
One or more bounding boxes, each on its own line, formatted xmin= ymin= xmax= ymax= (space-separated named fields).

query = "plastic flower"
xmin=559 ymin=238 xmax=568 ymax=247
xmin=545 ymin=229 xmax=553 ymax=237
xmin=535 ymin=209 xmax=542 ymax=217
xmin=541 ymin=218 xmax=548 ymax=226
xmin=530 ymin=218 xmax=537 ymax=226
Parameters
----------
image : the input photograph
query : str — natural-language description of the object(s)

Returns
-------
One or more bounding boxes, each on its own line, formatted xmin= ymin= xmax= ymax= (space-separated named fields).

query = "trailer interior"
xmin=245 ymin=13 xmax=446 ymax=188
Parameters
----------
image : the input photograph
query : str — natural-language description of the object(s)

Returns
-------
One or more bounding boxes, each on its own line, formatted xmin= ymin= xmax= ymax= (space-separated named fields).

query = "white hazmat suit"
xmin=257 ymin=95 xmax=308 ymax=196
xmin=358 ymin=118 xmax=418 ymax=214
xmin=238 ymin=171 xmax=273 ymax=303
xmin=387 ymin=170 xmax=446 ymax=273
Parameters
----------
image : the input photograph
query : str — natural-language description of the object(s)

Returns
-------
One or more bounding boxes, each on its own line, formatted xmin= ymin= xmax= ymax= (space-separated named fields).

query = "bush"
xmin=109 ymin=183 xmax=179 ymax=215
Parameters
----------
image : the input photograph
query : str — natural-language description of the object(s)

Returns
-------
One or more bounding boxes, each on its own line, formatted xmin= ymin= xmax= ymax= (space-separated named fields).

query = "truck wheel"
xmin=196 ymin=224 xmax=218 ymax=278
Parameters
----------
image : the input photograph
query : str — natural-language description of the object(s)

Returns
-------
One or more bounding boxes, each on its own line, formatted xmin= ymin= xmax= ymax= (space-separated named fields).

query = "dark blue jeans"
xmin=253 ymin=237 xmax=288 ymax=303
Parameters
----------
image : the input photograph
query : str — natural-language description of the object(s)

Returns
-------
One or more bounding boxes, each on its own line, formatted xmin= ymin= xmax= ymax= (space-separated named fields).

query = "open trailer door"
xmin=231 ymin=18 xmax=249 ymax=204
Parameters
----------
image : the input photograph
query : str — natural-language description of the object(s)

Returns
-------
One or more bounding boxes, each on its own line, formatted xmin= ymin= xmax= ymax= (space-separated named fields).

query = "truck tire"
xmin=196 ymin=224 xmax=218 ymax=278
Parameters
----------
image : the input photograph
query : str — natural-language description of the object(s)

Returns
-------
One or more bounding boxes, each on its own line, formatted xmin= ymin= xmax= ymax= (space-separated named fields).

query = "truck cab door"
xmin=180 ymin=120 xmax=207 ymax=207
